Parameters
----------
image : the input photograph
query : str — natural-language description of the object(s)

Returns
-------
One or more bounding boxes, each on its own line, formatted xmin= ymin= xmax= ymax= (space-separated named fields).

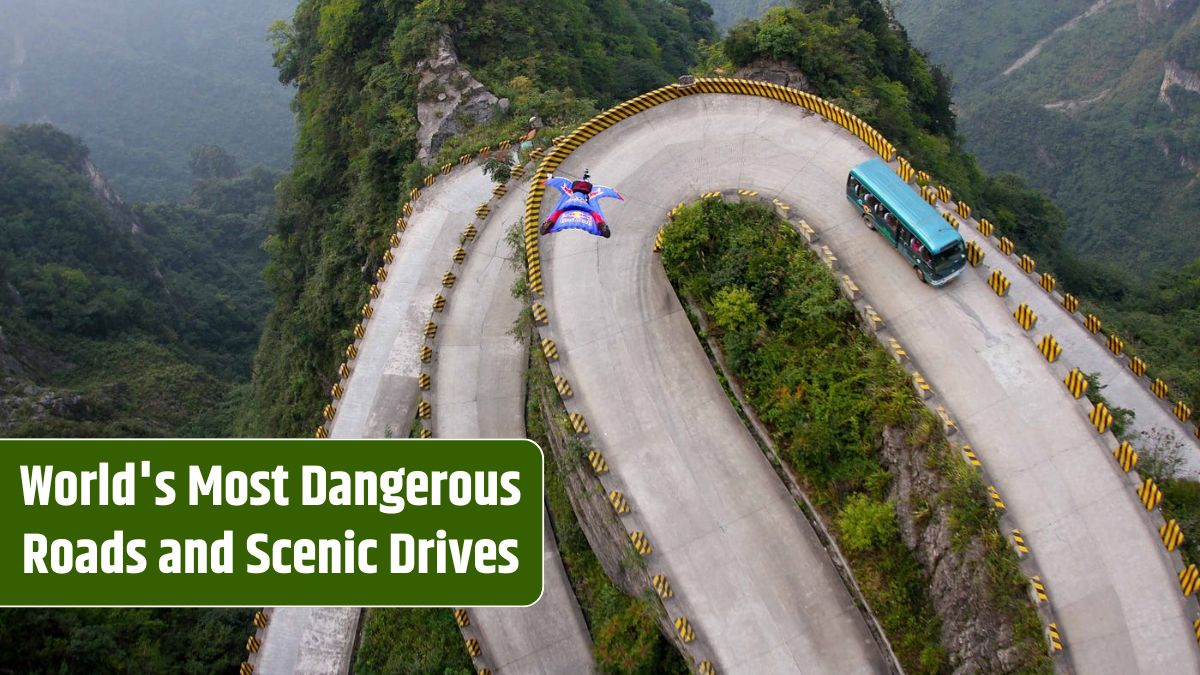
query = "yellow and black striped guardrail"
xmin=987 ymin=485 xmax=1006 ymax=511
xmin=997 ymin=237 xmax=1014 ymax=256
xmin=609 ymin=490 xmax=631 ymax=514
xmin=629 ymin=531 xmax=652 ymax=556
xmin=1038 ymin=272 xmax=1056 ymax=294
xmin=532 ymin=303 xmax=549 ymax=325
xmin=1089 ymin=401 xmax=1113 ymax=434
xmin=1176 ymin=401 xmax=1194 ymax=424
xmin=454 ymin=609 xmax=470 ymax=627
xmin=554 ymin=375 xmax=572 ymax=398
xmin=1181 ymin=564 xmax=1200 ymax=596
xmin=961 ymin=445 xmax=981 ymax=468
xmin=920 ymin=185 xmax=938 ymax=205
xmin=863 ymin=305 xmax=884 ymax=331
xmin=540 ymin=338 xmax=558 ymax=361
xmin=912 ymin=371 xmax=932 ymax=399
xmin=1011 ymin=529 xmax=1029 ymax=557
xmin=887 ymin=337 xmax=908 ymax=363
xmin=1113 ymin=441 xmax=1138 ymax=472
xmin=1030 ymin=575 xmax=1049 ymax=604
xmin=935 ymin=405 xmax=957 ymax=435
xmin=987 ymin=269 xmax=1010 ymax=296
xmin=675 ymin=616 xmax=696 ymax=643
xmin=652 ymin=574 xmax=673 ymax=599
xmin=569 ymin=412 xmax=588 ymax=435
xmin=1013 ymin=303 xmax=1037 ymax=331
xmin=965 ymin=240 xmax=984 ymax=266
xmin=1161 ymin=519 xmax=1185 ymax=552
xmin=1105 ymin=334 xmax=1124 ymax=356
xmin=1137 ymin=477 xmax=1163 ymax=510
xmin=1047 ymin=623 xmax=1063 ymax=653
xmin=1064 ymin=369 xmax=1089 ymax=399
xmin=1152 ymin=378 xmax=1169 ymax=399
xmin=1082 ymin=314 xmax=1101 ymax=334
xmin=1129 ymin=355 xmax=1147 ymax=377
xmin=433 ymin=294 xmax=446 ymax=312
xmin=521 ymin=77 xmax=899 ymax=297
xmin=587 ymin=450 xmax=609 ymax=474
xmin=1038 ymin=334 xmax=1062 ymax=363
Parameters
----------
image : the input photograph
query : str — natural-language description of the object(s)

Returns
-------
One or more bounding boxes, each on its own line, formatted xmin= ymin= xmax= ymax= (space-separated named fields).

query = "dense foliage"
xmin=0 ymin=608 xmax=251 ymax=674
xmin=0 ymin=125 xmax=274 ymax=437
xmin=354 ymin=608 xmax=474 ymax=674
xmin=661 ymin=200 xmax=1049 ymax=674
xmin=245 ymin=0 xmax=714 ymax=437
xmin=895 ymin=0 xmax=1200 ymax=272
xmin=0 ymin=0 xmax=296 ymax=202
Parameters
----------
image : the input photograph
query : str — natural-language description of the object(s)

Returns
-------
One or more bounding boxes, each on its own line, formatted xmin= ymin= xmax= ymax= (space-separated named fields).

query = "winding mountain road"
xmin=267 ymin=82 xmax=1200 ymax=674
xmin=531 ymin=91 xmax=1200 ymax=674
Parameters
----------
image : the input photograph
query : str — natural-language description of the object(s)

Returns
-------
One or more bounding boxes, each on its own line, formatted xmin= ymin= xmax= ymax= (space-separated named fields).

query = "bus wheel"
xmin=914 ymin=266 xmax=926 ymax=283
xmin=861 ymin=214 xmax=875 ymax=230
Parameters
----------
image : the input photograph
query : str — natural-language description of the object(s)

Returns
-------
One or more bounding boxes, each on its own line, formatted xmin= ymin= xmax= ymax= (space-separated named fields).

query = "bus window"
xmin=848 ymin=177 xmax=865 ymax=197
xmin=882 ymin=211 xmax=899 ymax=237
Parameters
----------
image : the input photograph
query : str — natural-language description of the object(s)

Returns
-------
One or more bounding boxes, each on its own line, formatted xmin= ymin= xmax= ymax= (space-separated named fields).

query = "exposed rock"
xmin=878 ymin=426 xmax=1032 ymax=674
xmin=80 ymin=156 xmax=142 ymax=235
xmin=1160 ymin=59 xmax=1200 ymax=109
xmin=415 ymin=32 xmax=501 ymax=163
xmin=1139 ymin=0 xmax=1198 ymax=21
xmin=733 ymin=58 xmax=812 ymax=91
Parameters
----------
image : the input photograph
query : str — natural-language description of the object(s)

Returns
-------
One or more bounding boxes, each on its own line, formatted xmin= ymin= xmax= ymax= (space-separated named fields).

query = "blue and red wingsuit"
xmin=540 ymin=171 xmax=623 ymax=238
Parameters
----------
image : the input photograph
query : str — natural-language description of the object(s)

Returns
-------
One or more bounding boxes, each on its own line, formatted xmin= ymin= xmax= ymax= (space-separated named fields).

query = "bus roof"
xmin=850 ymin=158 xmax=962 ymax=253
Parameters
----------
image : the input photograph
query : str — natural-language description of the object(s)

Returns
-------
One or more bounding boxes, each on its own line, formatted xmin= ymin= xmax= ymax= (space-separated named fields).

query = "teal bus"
xmin=846 ymin=158 xmax=966 ymax=286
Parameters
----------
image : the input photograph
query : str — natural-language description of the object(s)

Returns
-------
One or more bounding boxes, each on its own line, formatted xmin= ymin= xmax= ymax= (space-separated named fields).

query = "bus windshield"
xmin=932 ymin=242 xmax=963 ymax=273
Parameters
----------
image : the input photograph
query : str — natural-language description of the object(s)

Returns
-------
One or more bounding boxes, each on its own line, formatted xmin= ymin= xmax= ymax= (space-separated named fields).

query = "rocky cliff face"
xmin=81 ymin=156 xmax=142 ymax=234
xmin=734 ymin=58 xmax=811 ymax=91
xmin=1161 ymin=59 xmax=1200 ymax=106
xmin=878 ymin=427 xmax=1030 ymax=674
xmin=415 ymin=32 xmax=506 ymax=162
xmin=1139 ymin=0 xmax=1198 ymax=21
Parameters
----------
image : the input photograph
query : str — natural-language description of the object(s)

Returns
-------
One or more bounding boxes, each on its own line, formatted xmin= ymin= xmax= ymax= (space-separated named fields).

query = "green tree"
xmin=837 ymin=494 xmax=898 ymax=553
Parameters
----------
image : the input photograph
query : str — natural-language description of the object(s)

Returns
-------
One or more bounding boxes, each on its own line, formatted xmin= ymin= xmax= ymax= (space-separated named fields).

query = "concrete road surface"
xmin=435 ymin=180 xmax=596 ymax=673
xmin=252 ymin=168 xmax=565 ymax=674
xmin=537 ymin=93 xmax=1200 ymax=674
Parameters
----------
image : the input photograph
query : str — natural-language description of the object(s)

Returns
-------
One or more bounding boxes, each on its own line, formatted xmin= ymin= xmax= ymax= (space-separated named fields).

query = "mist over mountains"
xmin=0 ymin=0 xmax=296 ymax=201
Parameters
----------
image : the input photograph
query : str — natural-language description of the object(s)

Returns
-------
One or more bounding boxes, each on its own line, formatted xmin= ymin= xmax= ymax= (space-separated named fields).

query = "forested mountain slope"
xmin=894 ymin=0 xmax=1200 ymax=272
xmin=0 ymin=0 xmax=296 ymax=201
xmin=0 ymin=124 xmax=275 ymax=438
xmin=243 ymin=0 xmax=715 ymax=436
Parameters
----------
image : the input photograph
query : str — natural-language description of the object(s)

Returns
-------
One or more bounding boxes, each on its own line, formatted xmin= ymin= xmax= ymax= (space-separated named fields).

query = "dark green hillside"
xmin=894 ymin=0 xmax=1200 ymax=271
xmin=0 ymin=125 xmax=275 ymax=437
xmin=0 ymin=0 xmax=296 ymax=201
xmin=244 ymin=0 xmax=715 ymax=437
